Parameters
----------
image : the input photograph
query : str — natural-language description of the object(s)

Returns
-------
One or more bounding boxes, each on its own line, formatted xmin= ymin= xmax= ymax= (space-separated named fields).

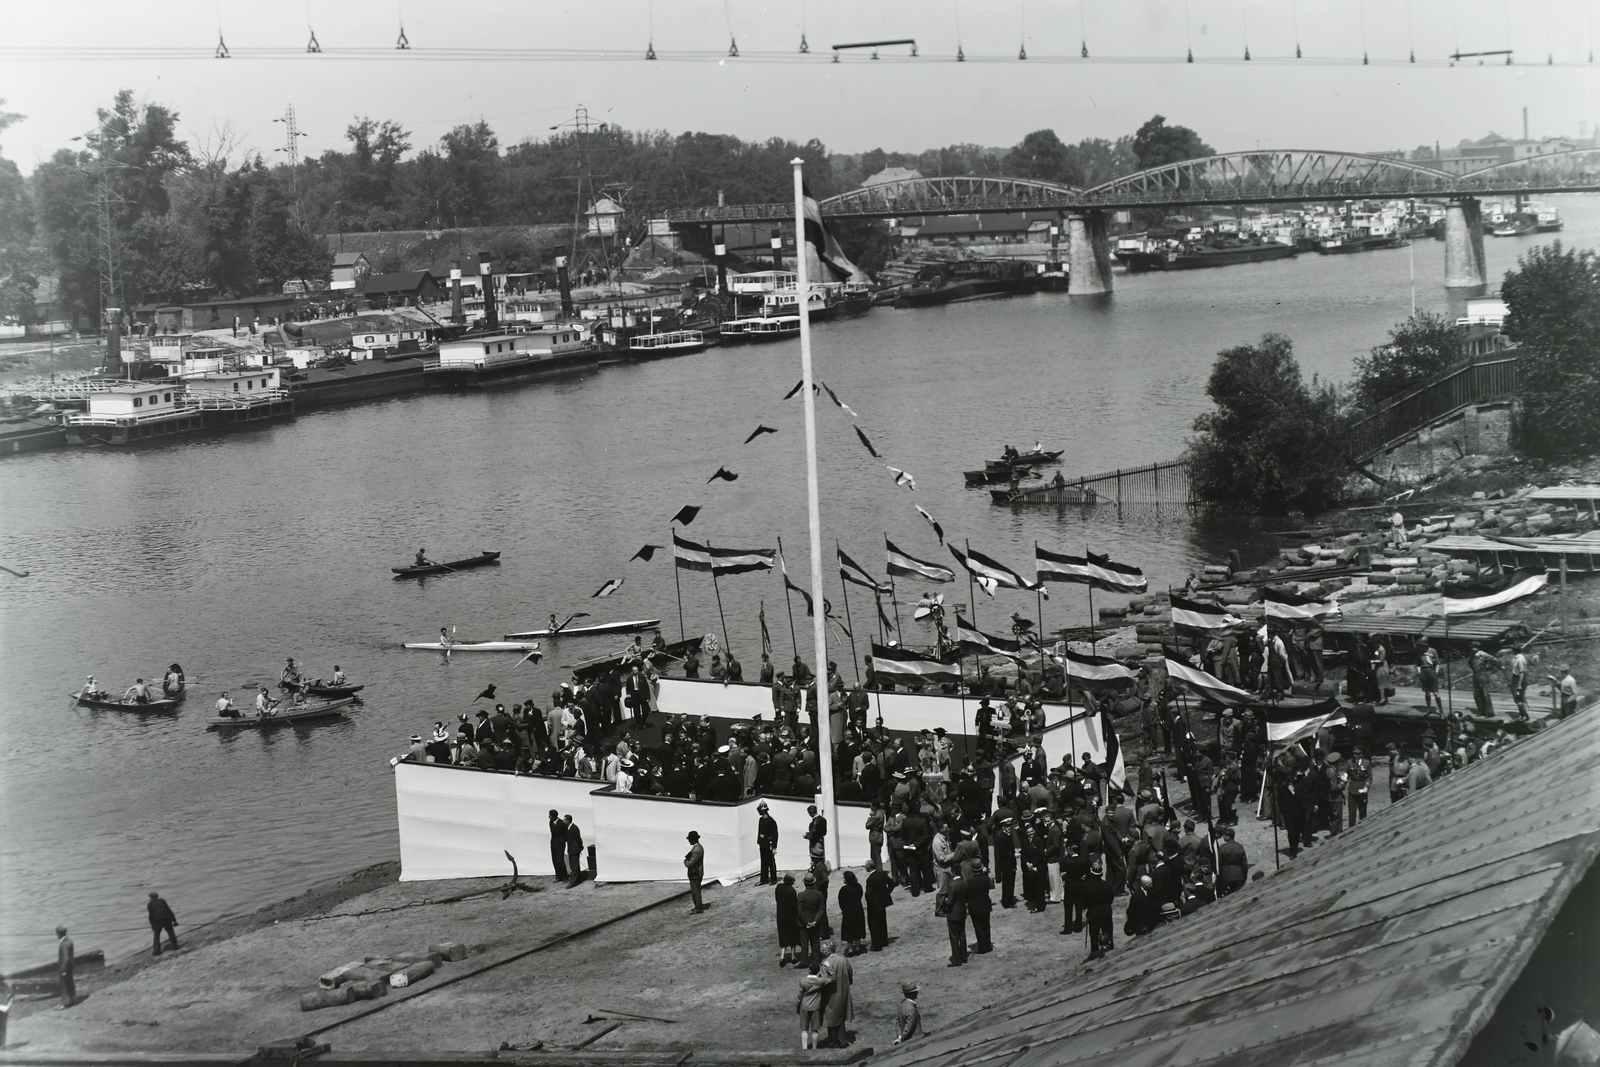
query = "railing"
xmin=62 ymin=389 xmax=290 ymax=426
xmin=1062 ymin=458 xmax=1194 ymax=506
xmin=1345 ymin=356 xmax=1519 ymax=460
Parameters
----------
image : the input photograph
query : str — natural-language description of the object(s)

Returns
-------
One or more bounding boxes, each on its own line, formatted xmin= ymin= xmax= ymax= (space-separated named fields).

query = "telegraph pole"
xmin=273 ymin=106 xmax=308 ymax=223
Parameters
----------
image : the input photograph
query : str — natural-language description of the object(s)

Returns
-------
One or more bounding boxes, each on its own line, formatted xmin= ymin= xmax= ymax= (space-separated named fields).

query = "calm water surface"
xmin=2 ymin=199 xmax=1595 ymax=964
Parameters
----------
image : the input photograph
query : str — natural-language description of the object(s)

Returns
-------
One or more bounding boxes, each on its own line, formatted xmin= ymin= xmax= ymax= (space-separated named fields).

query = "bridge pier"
xmin=1444 ymin=198 xmax=1487 ymax=289
xmin=1067 ymin=212 xmax=1114 ymax=295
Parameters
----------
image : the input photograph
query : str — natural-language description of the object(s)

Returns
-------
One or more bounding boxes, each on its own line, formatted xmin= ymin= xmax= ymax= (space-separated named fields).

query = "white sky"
xmin=2 ymin=0 xmax=1595 ymax=174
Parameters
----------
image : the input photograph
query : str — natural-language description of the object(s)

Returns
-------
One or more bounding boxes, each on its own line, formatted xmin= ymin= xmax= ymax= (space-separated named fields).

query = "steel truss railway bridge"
xmin=664 ymin=148 xmax=1600 ymax=293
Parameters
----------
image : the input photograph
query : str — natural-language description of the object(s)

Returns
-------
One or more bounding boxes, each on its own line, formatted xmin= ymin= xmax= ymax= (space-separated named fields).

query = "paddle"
xmin=420 ymin=557 xmax=455 ymax=573
xmin=551 ymin=611 xmax=591 ymax=635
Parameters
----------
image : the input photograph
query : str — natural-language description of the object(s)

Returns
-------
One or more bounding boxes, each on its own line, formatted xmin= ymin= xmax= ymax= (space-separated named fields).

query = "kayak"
xmin=207 ymin=697 xmax=356 ymax=728
xmin=279 ymin=680 xmax=366 ymax=698
xmin=403 ymin=640 xmax=542 ymax=655
xmin=74 ymin=692 xmax=181 ymax=712
xmin=503 ymin=618 xmax=663 ymax=640
xmin=392 ymin=551 xmax=501 ymax=579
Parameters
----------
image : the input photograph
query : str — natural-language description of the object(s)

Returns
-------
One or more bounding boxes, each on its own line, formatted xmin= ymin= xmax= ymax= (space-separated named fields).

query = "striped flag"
xmin=869 ymin=642 xmax=962 ymax=686
xmin=673 ymin=532 xmax=775 ymax=576
xmin=838 ymin=546 xmax=890 ymax=593
xmin=1263 ymin=585 xmax=1342 ymax=623
xmin=779 ymin=543 xmax=830 ymax=617
xmin=952 ymin=615 xmax=1023 ymax=658
xmin=1101 ymin=705 xmax=1126 ymax=792
xmin=949 ymin=543 xmax=1036 ymax=592
xmin=1060 ymin=647 xmax=1137 ymax=688
xmin=802 ymin=183 xmax=866 ymax=284
xmin=1262 ymin=699 xmax=1348 ymax=744
xmin=1035 ymin=546 xmax=1147 ymax=593
xmin=1171 ymin=594 xmax=1244 ymax=633
xmin=886 ymin=538 xmax=955 ymax=583
xmin=1165 ymin=656 xmax=1254 ymax=706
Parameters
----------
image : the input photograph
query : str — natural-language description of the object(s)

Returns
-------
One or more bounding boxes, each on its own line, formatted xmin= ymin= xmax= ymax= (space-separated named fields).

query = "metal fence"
xmin=1063 ymin=458 xmax=1194 ymax=506
xmin=1346 ymin=356 xmax=1519 ymax=460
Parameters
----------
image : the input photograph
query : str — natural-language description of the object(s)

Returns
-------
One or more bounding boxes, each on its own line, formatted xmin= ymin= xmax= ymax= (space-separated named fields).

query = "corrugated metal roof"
xmin=872 ymin=705 xmax=1600 ymax=1067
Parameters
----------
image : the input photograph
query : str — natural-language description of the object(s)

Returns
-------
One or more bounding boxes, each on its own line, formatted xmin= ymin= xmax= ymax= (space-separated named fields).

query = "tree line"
xmin=0 ymin=91 xmax=1212 ymax=323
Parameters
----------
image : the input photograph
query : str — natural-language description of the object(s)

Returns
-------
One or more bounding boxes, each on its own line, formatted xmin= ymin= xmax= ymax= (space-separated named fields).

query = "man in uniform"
xmin=1346 ymin=747 xmax=1372 ymax=824
xmin=548 ymin=810 xmax=569 ymax=883
xmin=754 ymin=800 xmax=780 ymax=884
xmin=987 ymin=807 xmax=1018 ymax=908
xmin=967 ymin=863 xmax=994 ymax=954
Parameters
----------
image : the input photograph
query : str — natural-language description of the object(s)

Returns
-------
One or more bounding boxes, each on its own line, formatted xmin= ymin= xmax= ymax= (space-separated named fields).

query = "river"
xmin=2 ymin=198 xmax=1595 ymax=966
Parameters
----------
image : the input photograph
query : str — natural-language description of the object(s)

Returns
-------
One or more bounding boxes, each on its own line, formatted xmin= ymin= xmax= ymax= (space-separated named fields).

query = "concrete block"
xmin=319 ymin=960 xmax=367 ymax=989
xmin=388 ymin=960 xmax=435 ymax=987
xmin=300 ymin=987 xmax=353 ymax=1012
xmin=430 ymin=941 xmax=470 ymax=963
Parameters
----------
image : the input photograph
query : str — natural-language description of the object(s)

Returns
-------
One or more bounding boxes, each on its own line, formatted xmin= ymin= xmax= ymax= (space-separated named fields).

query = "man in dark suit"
xmin=147 ymin=892 xmax=179 ymax=956
xmin=966 ymin=864 xmax=994 ymax=954
xmin=945 ymin=871 xmax=969 ymax=966
xmin=756 ymin=802 xmax=779 ymax=885
xmin=548 ymin=809 xmax=569 ymax=882
xmin=864 ymin=859 xmax=894 ymax=951
xmin=684 ymin=831 xmax=706 ymax=914
xmin=1059 ymin=844 xmax=1092 ymax=935
xmin=987 ymin=806 xmax=1018 ymax=908
xmin=1080 ymin=862 xmax=1116 ymax=961
xmin=564 ymin=816 xmax=585 ymax=888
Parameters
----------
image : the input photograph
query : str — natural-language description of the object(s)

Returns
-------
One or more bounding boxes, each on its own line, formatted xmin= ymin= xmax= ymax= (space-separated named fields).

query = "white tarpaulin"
xmin=1442 ymin=572 xmax=1548 ymax=615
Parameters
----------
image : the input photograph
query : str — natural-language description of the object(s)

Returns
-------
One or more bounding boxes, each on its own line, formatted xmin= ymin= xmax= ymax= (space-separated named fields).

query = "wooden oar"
xmin=421 ymin=557 xmax=456 ymax=573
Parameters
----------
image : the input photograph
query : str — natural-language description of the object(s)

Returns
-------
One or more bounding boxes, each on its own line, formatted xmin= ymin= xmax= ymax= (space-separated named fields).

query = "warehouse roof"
xmin=872 ymin=704 xmax=1600 ymax=1067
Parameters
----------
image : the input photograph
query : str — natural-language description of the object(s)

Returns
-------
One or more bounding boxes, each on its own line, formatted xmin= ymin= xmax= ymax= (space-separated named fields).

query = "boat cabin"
xmin=83 ymin=382 xmax=184 ymax=420
xmin=728 ymin=270 xmax=797 ymax=295
xmin=437 ymin=326 xmax=588 ymax=369
xmin=182 ymin=367 xmax=283 ymax=401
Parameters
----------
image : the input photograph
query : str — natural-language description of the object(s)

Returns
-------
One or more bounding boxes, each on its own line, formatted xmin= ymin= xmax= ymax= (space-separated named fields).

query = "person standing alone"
xmin=147 ymin=892 xmax=179 ymax=956
xmin=757 ymin=802 xmax=779 ymax=885
xmin=549 ymin=810 xmax=569 ymax=883
xmin=684 ymin=831 xmax=706 ymax=914
xmin=55 ymin=926 xmax=74 ymax=1009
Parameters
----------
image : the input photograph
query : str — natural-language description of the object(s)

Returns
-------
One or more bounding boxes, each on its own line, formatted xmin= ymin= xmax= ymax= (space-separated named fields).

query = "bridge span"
xmin=664 ymin=148 xmax=1600 ymax=294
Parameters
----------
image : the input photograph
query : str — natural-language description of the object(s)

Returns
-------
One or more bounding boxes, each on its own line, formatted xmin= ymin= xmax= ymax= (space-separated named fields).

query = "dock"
xmin=1322 ymin=611 xmax=1529 ymax=654
xmin=1426 ymin=532 xmax=1600 ymax=574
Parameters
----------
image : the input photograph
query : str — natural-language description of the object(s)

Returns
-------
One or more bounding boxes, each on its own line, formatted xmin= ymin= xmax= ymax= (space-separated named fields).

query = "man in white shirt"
xmin=216 ymin=692 xmax=240 ymax=718
xmin=1508 ymin=648 xmax=1529 ymax=718
xmin=255 ymin=687 xmax=278 ymax=717
xmin=331 ymin=665 xmax=346 ymax=686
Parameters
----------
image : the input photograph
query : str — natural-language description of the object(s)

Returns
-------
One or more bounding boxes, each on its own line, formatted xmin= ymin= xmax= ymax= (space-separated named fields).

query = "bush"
xmin=1186 ymin=334 xmax=1348 ymax=514
xmin=1351 ymin=312 xmax=1466 ymax=412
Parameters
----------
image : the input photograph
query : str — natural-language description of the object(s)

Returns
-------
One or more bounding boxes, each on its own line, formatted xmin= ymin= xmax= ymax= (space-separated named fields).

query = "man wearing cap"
xmin=684 ymin=831 xmax=706 ymax=914
xmin=56 ymin=925 xmax=74 ymax=1009
xmin=757 ymin=801 xmax=780 ymax=885
xmin=1323 ymin=752 xmax=1347 ymax=835
xmin=1346 ymin=747 xmax=1371 ymax=824
xmin=147 ymin=892 xmax=179 ymax=956
xmin=1507 ymin=648 xmax=1529 ymax=718
xmin=987 ymin=805 xmax=1019 ymax=909
xmin=1080 ymin=862 xmax=1115 ymax=960
xmin=797 ymin=871 xmax=827 ymax=966
xmin=1468 ymin=643 xmax=1496 ymax=717
xmin=893 ymin=981 xmax=923 ymax=1044
xmin=1552 ymin=664 xmax=1579 ymax=720
xmin=1216 ymin=826 xmax=1249 ymax=895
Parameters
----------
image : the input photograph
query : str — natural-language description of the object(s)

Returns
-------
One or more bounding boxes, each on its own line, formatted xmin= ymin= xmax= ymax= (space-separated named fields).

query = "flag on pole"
xmin=1165 ymin=655 xmax=1254 ymax=706
xmin=779 ymin=542 xmax=830 ymax=617
xmin=838 ymin=546 xmax=890 ymax=593
xmin=949 ymin=543 xmax=1037 ymax=591
xmin=886 ymin=538 xmax=955 ymax=583
xmin=1263 ymin=585 xmax=1342 ymax=623
xmin=759 ymin=602 xmax=772 ymax=655
xmin=1035 ymin=546 xmax=1147 ymax=592
xmin=1060 ymin=647 xmax=1137 ymax=687
xmin=673 ymin=532 xmax=776 ymax=575
xmin=952 ymin=615 xmax=1023 ymax=658
xmin=591 ymin=578 xmax=624 ymax=598
xmin=868 ymin=642 xmax=962 ymax=686
xmin=1101 ymin=705 xmax=1126 ymax=791
xmin=1262 ymin=700 xmax=1348 ymax=744
xmin=1170 ymin=594 xmax=1244 ymax=633
xmin=877 ymin=596 xmax=897 ymax=634
xmin=802 ymin=183 xmax=867 ymax=283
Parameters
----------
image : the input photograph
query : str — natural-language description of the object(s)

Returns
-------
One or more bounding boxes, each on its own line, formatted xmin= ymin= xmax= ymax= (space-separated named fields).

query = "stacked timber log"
xmin=300 ymin=941 xmax=469 ymax=1011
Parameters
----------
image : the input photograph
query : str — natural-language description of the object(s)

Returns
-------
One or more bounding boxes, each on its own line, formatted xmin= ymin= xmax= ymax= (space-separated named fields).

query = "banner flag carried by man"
xmin=886 ymin=538 xmax=955 ymax=583
xmin=673 ymin=532 xmax=776 ymax=576
xmin=868 ymin=642 xmax=963 ymax=687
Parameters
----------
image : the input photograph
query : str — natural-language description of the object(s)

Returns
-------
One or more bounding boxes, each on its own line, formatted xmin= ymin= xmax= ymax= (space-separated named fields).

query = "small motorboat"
xmin=74 ymin=692 xmax=182 ymax=712
xmin=279 ymin=679 xmax=366 ymax=698
xmin=503 ymin=618 xmax=663 ymax=640
xmin=207 ymin=696 xmax=356 ymax=729
xmin=403 ymin=639 xmax=542 ymax=656
xmin=391 ymin=551 xmax=501 ymax=579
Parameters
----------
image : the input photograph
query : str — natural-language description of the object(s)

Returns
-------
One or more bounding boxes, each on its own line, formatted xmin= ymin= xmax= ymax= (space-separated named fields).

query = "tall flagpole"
xmin=671 ymin=525 xmax=686 ymax=641
xmin=794 ymin=157 xmax=838 ymax=870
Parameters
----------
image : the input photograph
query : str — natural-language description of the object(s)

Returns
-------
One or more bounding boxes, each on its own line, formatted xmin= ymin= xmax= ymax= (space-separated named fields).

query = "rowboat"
xmin=503 ymin=618 xmax=663 ymax=640
xmin=986 ymin=449 xmax=1062 ymax=469
xmin=391 ymin=551 xmax=501 ymax=578
xmin=990 ymin=482 xmax=1099 ymax=506
xmin=207 ymin=696 xmax=356 ymax=729
xmin=403 ymin=639 xmax=542 ymax=655
xmin=279 ymin=679 xmax=366 ymax=698
xmin=964 ymin=466 xmax=1038 ymax=487
xmin=73 ymin=692 xmax=182 ymax=712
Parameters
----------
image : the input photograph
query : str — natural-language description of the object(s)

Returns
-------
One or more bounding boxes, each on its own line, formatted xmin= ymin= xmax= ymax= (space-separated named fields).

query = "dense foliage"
xmin=1187 ymin=334 xmax=1349 ymax=514
xmin=1501 ymin=242 xmax=1600 ymax=455
xmin=1350 ymin=312 xmax=1468 ymax=412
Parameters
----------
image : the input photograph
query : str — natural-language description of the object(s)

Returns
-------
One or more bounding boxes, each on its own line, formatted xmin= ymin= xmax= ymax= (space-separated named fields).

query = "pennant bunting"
xmin=1165 ymin=656 xmax=1255 ymax=706
xmin=591 ymin=578 xmax=624 ymax=598
xmin=630 ymin=544 xmax=661 ymax=563
xmin=1263 ymin=585 xmax=1343 ymax=623
xmin=838 ymin=546 xmax=890 ymax=593
xmin=854 ymin=426 xmax=880 ymax=458
xmin=743 ymin=424 xmax=777 ymax=444
xmin=869 ymin=642 xmax=963 ymax=686
xmin=1170 ymin=594 xmax=1244 ymax=633
xmin=706 ymin=466 xmax=739 ymax=484
xmin=783 ymin=380 xmax=819 ymax=401
xmin=950 ymin=543 xmax=1036 ymax=591
xmin=670 ymin=505 xmax=702 ymax=526
xmin=885 ymin=538 xmax=956 ymax=583
xmin=784 ymin=573 xmax=833 ymax=619
xmin=915 ymin=505 xmax=945 ymax=545
xmin=673 ymin=532 xmax=775 ymax=575
xmin=888 ymin=466 xmax=915 ymax=490
xmin=821 ymin=382 xmax=858 ymax=418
